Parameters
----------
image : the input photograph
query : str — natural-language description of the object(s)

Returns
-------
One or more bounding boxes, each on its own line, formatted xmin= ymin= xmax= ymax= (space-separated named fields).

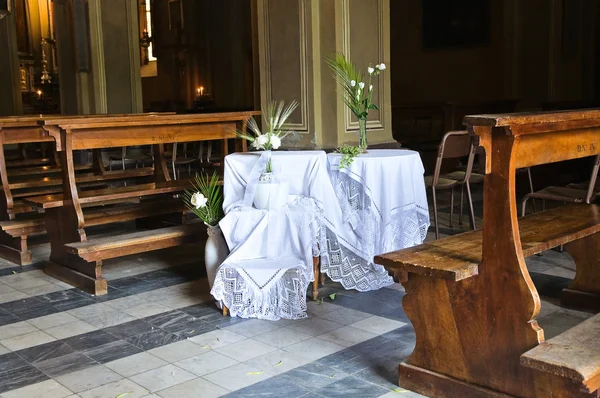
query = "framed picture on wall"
xmin=422 ymin=0 xmax=491 ymax=50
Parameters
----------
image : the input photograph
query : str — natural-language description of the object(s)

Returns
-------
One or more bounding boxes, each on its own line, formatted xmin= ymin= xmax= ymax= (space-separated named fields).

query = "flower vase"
xmin=205 ymin=224 xmax=228 ymax=289
xmin=253 ymin=172 xmax=290 ymax=210
xmin=358 ymin=118 xmax=368 ymax=153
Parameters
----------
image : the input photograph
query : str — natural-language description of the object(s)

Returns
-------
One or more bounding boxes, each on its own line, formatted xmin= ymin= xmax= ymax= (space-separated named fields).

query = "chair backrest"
xmin=585 ymin=155 xmax=600 ymax=203
xmin=432 ymin=130 xmax=476 ymax=185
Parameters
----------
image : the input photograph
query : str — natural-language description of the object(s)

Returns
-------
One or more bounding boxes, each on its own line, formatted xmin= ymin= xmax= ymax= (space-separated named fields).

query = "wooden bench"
xmin=0 ymin=114 xmax=178 ymax=265
xmin=27 ymin=111 xmax=257 ymax=295
xmin=375 ymin=109 xmax=600 ymax=398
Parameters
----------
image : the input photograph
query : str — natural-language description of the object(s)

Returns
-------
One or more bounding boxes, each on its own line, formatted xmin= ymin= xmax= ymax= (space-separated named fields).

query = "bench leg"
xmin=44 ymin=207 xmax=108 ymax=296
xmin=0 ymin=232 xmax=32 ymax=266
xmin=562 ymin=233 xmax=600 ymax=312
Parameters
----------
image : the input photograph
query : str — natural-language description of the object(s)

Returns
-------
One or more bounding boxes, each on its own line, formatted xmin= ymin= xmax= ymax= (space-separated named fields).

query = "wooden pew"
xmin=0 ymin=114 xmax=174 ymax=265
xmin=26 ymin=111 xmax=257 ymax=295
xmin=375 ymin=109 xmax=600 ymax=397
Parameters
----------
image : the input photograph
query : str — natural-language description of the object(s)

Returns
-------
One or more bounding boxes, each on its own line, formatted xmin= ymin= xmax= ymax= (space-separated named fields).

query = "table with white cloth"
xmin=211 ymin=149 xmax=429 ymax=319
xmin=326 ymin=149 xmax=430 ymax=291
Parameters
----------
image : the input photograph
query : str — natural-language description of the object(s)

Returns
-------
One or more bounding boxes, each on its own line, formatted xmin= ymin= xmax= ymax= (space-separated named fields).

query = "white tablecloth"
xmin=215 ymin=150 xmax=429 ymax=311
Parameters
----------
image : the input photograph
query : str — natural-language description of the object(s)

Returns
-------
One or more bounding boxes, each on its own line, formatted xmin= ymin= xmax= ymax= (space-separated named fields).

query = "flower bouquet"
xmin=326 ymin=53 xmax=386 ymax=159
xmin=183 ymin=171 xmax=227 ymax=289
xmin=236 ymin=100 xmax=298 ymax=209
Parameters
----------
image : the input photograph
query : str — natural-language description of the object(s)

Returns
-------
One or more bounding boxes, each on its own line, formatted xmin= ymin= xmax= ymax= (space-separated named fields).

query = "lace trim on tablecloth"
xmin=211 ymin=197 xmax=326 ymax=320
xmin=321 ymin=169 xmax=430 ymax=291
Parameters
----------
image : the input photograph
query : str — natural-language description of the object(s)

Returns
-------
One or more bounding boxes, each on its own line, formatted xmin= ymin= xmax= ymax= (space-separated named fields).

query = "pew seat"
xmin=5 ymin=167 xmax=154 ymax=190
xmin=64 ymin=223 xmax=205 ymax=262
xmin=376 ymin=203 xmax=600 ymax=282
xmin=0 ymin=198 xmax=187 ymax=238
xmin=6 ymin=157 xmax=53 ymax=168
xmin=521 ymin=313 xmax=600 ymax=394
xmin=25 ymin=179 xmax=195 ymax=209
xmin=8 ymin=163 xmax=92 ymax=177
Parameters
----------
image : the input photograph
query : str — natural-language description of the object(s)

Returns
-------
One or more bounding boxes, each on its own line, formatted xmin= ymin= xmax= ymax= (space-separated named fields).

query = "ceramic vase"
xmin=205 ymin=224 xmax=228 ymax=289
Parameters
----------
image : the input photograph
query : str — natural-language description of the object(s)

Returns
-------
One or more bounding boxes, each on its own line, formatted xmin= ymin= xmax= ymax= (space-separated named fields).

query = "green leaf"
xmin=390 ymin=388 xmax=409 ymax=393
xmin=274 ymin=361 xmax=283 ymax=367
xmin=329 ymin=293 xmax=337 ymax=301
xmin=116 ymin=393 xmax=132 ymax=398
xmin=317 ymin=298 xmax=324 ymax=305
xmin=11 ymin=271 xmax=17 ymax=274
xmin=246 ymin=371 xmax=264 ymax=375
xmin=201 ymin=345 xmax=212 ymax=349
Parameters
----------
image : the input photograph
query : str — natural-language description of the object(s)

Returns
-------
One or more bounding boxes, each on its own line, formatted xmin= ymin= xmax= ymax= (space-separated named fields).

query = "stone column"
xmin=256 ymin=0 xmax=392 ymax=149
xmin=0 ymin=8 xmax=23 ymax=115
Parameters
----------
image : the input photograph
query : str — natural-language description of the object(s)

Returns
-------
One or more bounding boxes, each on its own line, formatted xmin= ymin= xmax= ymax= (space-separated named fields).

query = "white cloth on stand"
xmin=219 ymin=150 xmax=429 ymax=296
xmin=212 ymin=196 xmax=324 ymax=320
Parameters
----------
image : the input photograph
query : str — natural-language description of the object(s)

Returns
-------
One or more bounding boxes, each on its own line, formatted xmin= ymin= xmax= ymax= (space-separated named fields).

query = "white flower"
xmin=270 ymin=135 xmax=282 ymax=149
xmin=359 ymin=82 xmax=365 ymax=89
xmin=350 ymin=80 xmax=356 ymax=87
xmin=369 ymin=84 xmax=373 ymax=91
xmin=376 ymin=63 xmax=386 ymax=71
xmin=190 ymin=192 xmax=208 ymax=209
xmin=254 ymin=134 xmax=268 ymax=149
xmin=368 ymin=67 xmax=375 ymax=75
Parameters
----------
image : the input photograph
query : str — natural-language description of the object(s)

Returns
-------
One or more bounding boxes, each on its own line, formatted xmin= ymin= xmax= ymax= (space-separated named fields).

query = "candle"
xmin=36 ymin=90 xmax=42 ymax=99
xmin=200 ymin=86 xmax=204 ymax=96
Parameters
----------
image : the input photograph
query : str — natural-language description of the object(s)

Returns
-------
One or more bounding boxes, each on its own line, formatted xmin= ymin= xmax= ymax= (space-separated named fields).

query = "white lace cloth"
xmin=214 ymin=150 xmax=429 ymax=318
xmin=212 ymin=197 xmax=324 ymax=320
xmin=326 ymin=150 xmax=430 ymax=289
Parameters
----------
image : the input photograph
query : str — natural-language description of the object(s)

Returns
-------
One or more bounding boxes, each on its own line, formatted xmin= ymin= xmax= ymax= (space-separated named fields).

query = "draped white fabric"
xmin=212 ymin=150 xmax=429 ymax=319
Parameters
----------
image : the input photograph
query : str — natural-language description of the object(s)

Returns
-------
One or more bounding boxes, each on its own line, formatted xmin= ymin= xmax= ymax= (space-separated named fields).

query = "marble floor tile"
xmin=542 ymin=266 xmax=576 ymax=279
xmin=175 ymin=351 xmax=238 ymax=376
xmin=68 ymin=303 xmax=115 ymax=319
xmin=253 ymin=326 xmax=312 ymax=349
xmin=21 ymin=283 xmax=64 ymax=297
xmin=148 ymin=340 xmax=211 ymax=363
xmin=312 ymin=375 xmax=389 ymax=398
xmin=80 ymin=340 xmax=143 ymax=364
xmin=129 ymin=364 xmax=195 ymax=393
xmin=244 ymin=349 xmax=311 ymax=376
xmin=0 ymin=379 xmax=73 ymax=398
xmin=282 ymin=362 xmax=349 ymax=392
xmin=0 ymin=344 xmax=9 ymax=355
xmin=44 ymin=320 xmax=98 ymax=340
xmin=223 ymin=319 xmax=284 ymax=338
xmin=305 ymin=301 xmax=339 ymax=317
xmin=0 ymin=352 xmax=29 ymax=374
xmin=317 ymin=326 xmax=378 ymax=348
xmin=0 ymin=284 xmax=16 ymax=295
xmin=34 ymin=352 xmax=97 ymax=378
xmin=79 ymin=312 xmax=137 ymax=329
xmin=104 ymin=295 xmax=149 ymax=311
xmin=187 ymin=329 xmax=247 ymax=350
xmin=0 ymin=330 xmax=55 ymax=351
xmin=123 ymin=303 xmax=172 ymax=318
xmin=54 ymin=364 xmax=123 ymax=393
xmin=155 ymin=377 xmax=228 ymax=398
xmin=287 ymin=318 xmax=343 ymax=337
xmin=320 ymin=308 xmax=372 ymax=326
xmin=27 ymin=312 xmax=79 ymax=330
xmin=17 ymin=341 xmax=75 ymax=364
xmin=377 ymin=390 xmax=428 ymax=397
xmin=0 ymin=291 xmax=29 ymax=304
xmin=0 ymin=365 xmax=49 ymax=394
xmin=78 ymin=378 xmax=149 ymax=398
xmin=104 ymin=319 xmax=156 ymax=339
xmin=63 ymin=330 xmax=120 ymax=351
xmin=105 ymin=352 xmax=168 ymax=377
xmin=350 ymin=316 xmax=407 ymax=335
xmin=37 ymin=290 xmax=95 ymax=312
xmin=216 ymin=339 xmax=278 ymax=362
xmin=223 ymin=375 xmax=310 ymax=398
xmin=0 ymin=312 xmax=20 ymax=328
xmin=284 ymin=338 xmax=345 ymax=362
xmin=125 ymin=329 xmax=183 ymax=351
xmin=203 ymin=363 xmax=272 ymax=392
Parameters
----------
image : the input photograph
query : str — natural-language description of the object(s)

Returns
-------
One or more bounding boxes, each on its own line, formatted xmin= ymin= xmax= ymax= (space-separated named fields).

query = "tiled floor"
xmin=0 ymin=187 xmax=591 ymax=398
